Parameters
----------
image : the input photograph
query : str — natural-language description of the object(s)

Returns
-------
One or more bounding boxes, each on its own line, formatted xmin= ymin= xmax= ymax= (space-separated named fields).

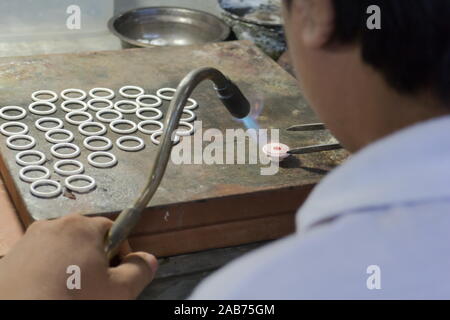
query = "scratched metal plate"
xmin=0 ymin=41 xmax=347 ymax=224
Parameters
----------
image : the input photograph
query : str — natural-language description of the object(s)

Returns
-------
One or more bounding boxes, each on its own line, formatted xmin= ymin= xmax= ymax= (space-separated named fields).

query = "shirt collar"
xmin=297 ymin=115 xmax=450 ymax=232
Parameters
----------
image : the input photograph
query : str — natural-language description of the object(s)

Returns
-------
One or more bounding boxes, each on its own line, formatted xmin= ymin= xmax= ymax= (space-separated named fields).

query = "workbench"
xmin=0 ymin=40 xmax=347 ymax=259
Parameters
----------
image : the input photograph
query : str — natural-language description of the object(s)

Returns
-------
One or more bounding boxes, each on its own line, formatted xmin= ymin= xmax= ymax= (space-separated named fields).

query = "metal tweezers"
xmin=286 ymin=123 xmax=343 ymax=155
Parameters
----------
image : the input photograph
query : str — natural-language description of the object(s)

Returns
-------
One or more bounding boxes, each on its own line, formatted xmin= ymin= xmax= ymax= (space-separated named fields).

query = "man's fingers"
xmin=88 ymin=216 xmax=114 ymax=233
xmin=118 ymin=241 xmax=132 ymax=259
xmin=109 ymin=252 xmax=158 ymax=299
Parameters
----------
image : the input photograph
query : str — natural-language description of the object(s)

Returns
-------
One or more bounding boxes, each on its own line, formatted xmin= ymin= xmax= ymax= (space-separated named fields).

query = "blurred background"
xmin=0 ymin=0 xmax=287 ymax=62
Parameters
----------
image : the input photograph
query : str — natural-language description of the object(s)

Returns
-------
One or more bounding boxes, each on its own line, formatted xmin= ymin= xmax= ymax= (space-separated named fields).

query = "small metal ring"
xmin=65 ymin=111 xmax=93 ymax=125
xmin=181 ymin=109 xmax=196 ymax=122
xmin=54 ymin=160 xmax=84 ymax=176
xmin=136 ymin=107 xmax=163 ymax=121
xmin=88 ymin=152 xmax=117 ymax=168
xmin=78 ymin=122 xmax=107 ymax=136
xmin=6 ymin=135 xmax=35 ymax=150
xmin=35 ymin=117 xmax=64 ymax=132
xmin=0 ymin=122 xmax=29 ymax=136
xmin=119 ymin=85 xmax=145 ymax=99
xmin=16 ymin=150 xmax=46 ymax=166
xmin=150 ymin=131 xmax=180 ymax=146
xmin=50 ymin=143 xmax=81 ymax=159
xmin=83 ymin=136 xmax=113 ymax=151
xmin=116 ymin=136 xmax=145 ymax=152
xmin=156 ymin=88 xmax=176 ymax=100
xmin=61 ymin=89 xmax=87 ymax=101
xmin=176 ymin=121 xmax=195 ymax=136
xmin=29 ymin=101 xmax=57 ymax=115
xmin=31 ymin=90 xmax=58 ymax=102
xmin=96 ymin=109 xmax=123 ymax=123
xmin=65 ymin=175 xmax=96 ymax=193
xmin=114 ymin=100 xmax=139 ymax=114
xmin=0 ymin=106 xmax=27 ymax=121
xmin=136 ymin=94 xmax=162 ymax=108
xmin=110 ymin=119 xmax=137 ymax=134
xmin=89 ymin=88 xmax=115 ymax=100
xmin=137 ymin=120 xmax=164 ymax=135
xmin=61 ymin=100 xmax=88 ymax=113
xmin=183 ymin=98 xmax=199 ymax=110
xmin=30 ymin=179 xmax=62 ymax=198
xmin=45 ymin=129 xmax=74 ymax=144
xmin=19 ymin=165 xmax=51 ymax=183
xmin=87 ymin=98 xmax=114 ymax=112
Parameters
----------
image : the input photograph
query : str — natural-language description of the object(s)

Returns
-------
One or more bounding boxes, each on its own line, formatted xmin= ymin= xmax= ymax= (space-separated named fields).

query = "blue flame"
xmin=241 ymin=115 xmax=260 ymax=131
xmin=235 ymin=97 xmax=264 ymax=142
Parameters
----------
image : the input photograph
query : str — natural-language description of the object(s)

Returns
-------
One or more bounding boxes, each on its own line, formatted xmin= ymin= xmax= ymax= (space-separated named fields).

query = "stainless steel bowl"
xmin=108 ymin=7 xmax=231 ymax=48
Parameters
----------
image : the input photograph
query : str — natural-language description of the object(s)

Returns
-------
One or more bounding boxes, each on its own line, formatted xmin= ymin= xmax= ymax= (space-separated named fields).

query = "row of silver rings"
xmin=3 ymin=102 xmax=195 ymax=124
xmin=29 ymin=175 xmax=97 ymax=198
xmin=20 ymin=164 xmax=95 ymax=193
xmin=33 ymin=86 xmax=147 ymax=102
xmin=32 ymin=86 xmax=198 ymax=103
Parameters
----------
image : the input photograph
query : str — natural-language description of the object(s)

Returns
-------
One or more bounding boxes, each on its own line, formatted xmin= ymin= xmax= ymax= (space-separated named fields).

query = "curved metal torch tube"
xmin=105 ymin=67 xmax=250 ymax=259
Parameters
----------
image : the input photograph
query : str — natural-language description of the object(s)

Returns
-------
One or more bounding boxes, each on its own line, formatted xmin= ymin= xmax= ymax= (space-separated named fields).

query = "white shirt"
xmin=190 ymin=116 xmax=450 ymax=299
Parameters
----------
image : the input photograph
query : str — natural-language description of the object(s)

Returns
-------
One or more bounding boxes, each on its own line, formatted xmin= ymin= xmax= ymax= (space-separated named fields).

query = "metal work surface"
xmin=0 ymin=40 xmax=346 ymax=224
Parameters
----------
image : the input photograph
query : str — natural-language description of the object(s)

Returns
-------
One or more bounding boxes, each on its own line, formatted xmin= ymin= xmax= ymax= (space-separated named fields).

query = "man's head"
xmin=282 ymin=0 xmax=450 ymax=151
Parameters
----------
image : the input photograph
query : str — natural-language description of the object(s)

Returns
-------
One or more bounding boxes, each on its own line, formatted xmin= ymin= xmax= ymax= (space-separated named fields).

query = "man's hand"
xmin=0 ymin=214 xmax=158 ymax=300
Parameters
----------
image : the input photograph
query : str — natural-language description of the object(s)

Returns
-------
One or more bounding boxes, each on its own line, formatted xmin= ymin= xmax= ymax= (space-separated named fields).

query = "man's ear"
xmin=290 ymin=0 xmax=335 ymax=48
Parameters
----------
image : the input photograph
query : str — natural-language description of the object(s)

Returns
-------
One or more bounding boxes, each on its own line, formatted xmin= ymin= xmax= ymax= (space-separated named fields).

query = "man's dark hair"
xmin=286 ymin=0 xmax=450 ymax=103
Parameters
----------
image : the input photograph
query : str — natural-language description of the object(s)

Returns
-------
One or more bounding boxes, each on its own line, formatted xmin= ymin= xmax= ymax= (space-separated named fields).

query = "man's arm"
xmin=0 ymin=214 xmax=157 ymax=300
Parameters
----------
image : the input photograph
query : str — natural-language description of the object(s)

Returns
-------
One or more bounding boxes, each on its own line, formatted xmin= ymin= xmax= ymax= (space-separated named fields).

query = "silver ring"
xmin=89 ymin=88 xmax=115 ymax=100
xmin=65 ymin=111 xmax=93 ymax=125
xmin=29 ymin=101 xmax=57 ymax=115
xmin=119 ymin=85 xmax=145 ymax=99
xmin=54 ymin=160 xmax=84 ymax=176
xmin=0 ymin=122 xmax=29 ymax=136
xmin=136 ymin=107 xmax=163 ymax=121
xmin=78 ymin=122 xmax=107 ymax=136
xmin=110 ymin=119 xmax=137 ymax=134
xmin=137 ymin=120 xmax=164 ymax=135
xmin=83 ymin=136 xmax=113 ymax=151
xmin=116 ymin=136 xmax=145 ymax=152
xmin=176 ymin=121 xmax=195 ymax=136
xmin=16 ymin=150 xmax=46 ymax=166
xmin=6 ymin=135 xmax=35 ymax=150
xmin=96 ymin=109 xmax=123 ymax=123
xmin=87 ymin=98 xmax=114 ymax=112
xmin=35 ymin=117 xmax=64 ymax=132
xmin=50 ymin=143 xmax=81 ymax=159
xmin=65 ymin=175 xmax=96 ymax=193
xmin=150 ymin=131 xmax=180 ymax=146
xmin=114 ymin=100 xmax=139 ymax=114
xmin=183 ymin=98 xmax=199 ymax=110
xmin=61 ymin=89 xmax=87 ymax=101
xmin=0 ymin=106 xmax=27 ymax=121
xmin=45 ymin=129 xmax=74 ymax=144
xmin=88 ymin=152 xmax=117 ymax=168
xmin=156 ymin=88 xmax=176 ymax=100
xmin=30 ymin=179 xmax=62 ymax=198
xmin=19 ymin=165 xmax=50 ymax=183
xmin=181 ymin=109 xmax=196 ymax=122
xmin=61 ymin=100 xmax=88 ymax=113
xmin=136 ymin=94 xmax=162 ymax=108
xmin=31 ymin=90 xmax=58 ymax=103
